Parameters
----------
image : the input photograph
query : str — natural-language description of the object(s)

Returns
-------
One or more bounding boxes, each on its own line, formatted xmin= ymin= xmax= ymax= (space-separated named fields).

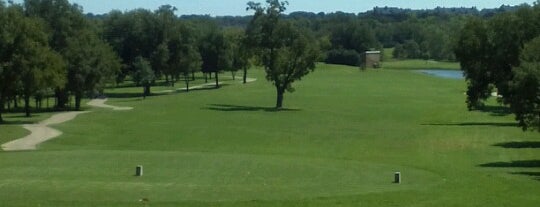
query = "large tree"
xmin=167 ymin=22 xmax=202 ymax=91
xmin=63 ymin=29 xmax=121 ymax=110
xmin=246 ymin=0 xmax=319 ymax=108
xmin=455 ymin=17 xmax=493 ymax=109
xmin=132 ymin=56 xmax=155 ymax=99
xmin=226 ymin=28 xmax=252 ymax=83
xmin=0 ymin=4 xmax=65 ymax=120
xmin=456 ymin=7 xmax=540 ymax=110
xmin=199 ymin=27 xmax=232 ymax=88
xmin=509 ymin=36 xmax=540 ymax=131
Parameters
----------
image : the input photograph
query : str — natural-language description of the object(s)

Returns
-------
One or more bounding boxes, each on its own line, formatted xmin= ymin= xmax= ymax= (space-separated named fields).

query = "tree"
xmin=455 ymin=17 xmax=493 ymax=109
xmin=199 ymin=27 xmax=232 ymax=88
xmin=168 ymin=26 xmax=202 ymax=92
xmin=0 ymin=4 xmax=66 ymax=120
xmin=246 ymin=0 xmax=319 ymax=109
xmin=14 ymin=17 xmax=66 ymax=117
xmin=509 ymin=36 xmax=540 ymax=131
xmin=63 ymin=29 xmax=121 ymax=110
xmin=132 ymin=56 xmax=155 ymax=99
xmin=102 ymin=9 xmax=160 ymax=83
xmin=23 ymin=0 xmax=90 ymax=109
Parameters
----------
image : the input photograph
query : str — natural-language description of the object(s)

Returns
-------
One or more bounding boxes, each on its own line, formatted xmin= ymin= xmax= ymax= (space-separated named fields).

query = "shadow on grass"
xmin=480 ymin=105 xmax=512 ymax=117
xmin=104 ymin=92 xmax=146 ymax=99
xmin=204 ymin=104 xmax=301 ymax=112
xmin=511 ymin=172 xmax=540 ymax=181
xmin=493 ymin=142 xmax=540 ymax=149
xmin=479 ymin=160 xmax=540 ymax=168
xmin=0 ymin=120 xmax=34 ymax=125
xmin=423 ymin=122 xmax=518 ymax=127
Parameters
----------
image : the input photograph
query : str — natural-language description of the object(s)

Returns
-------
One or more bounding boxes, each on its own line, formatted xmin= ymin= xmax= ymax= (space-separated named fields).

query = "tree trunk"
xmin=185 ymin=76 xmax=190 ymax=92
xmin=205 ymin=73 xmax=208 ymax=83
xmin=13 ymin=96 xmax=18 ymax=108
xmin=24 ymin=95 xmax=31 ymax=117
xmin=243 ymin=67 xmax=248 ymax=84
xmin=215 ymin=72 xmax=219 ymax=88
xmin=0 ymin=97 xmax=5 ymax=123
xmin=143 ymin=85 xmax=151 ymax=99
xmin=209 ymin=73 xmax=213 ymax=79
xmin=55 ymin=89 xmax=69 ymax=109
xmin=232 ymin=71 xmax=236 ymax=80
xmin=75 ymin=92 xmax=82 ymax=111
xmin=276 ymin=87 xmax=285 ymax=109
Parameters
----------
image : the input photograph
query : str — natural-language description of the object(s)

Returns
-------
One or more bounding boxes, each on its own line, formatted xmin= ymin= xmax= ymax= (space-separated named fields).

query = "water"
xmin=417 ymin=70 xmax=464 ymax=79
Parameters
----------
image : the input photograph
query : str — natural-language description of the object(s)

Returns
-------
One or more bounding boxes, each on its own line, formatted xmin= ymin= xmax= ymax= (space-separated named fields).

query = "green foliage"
xmin=64 ymin=29 xmax=121 ymax=110
xmin=455 ymin=17 xmax=492 ymax=109
xmin=456 ymin=6 xmax=540 ymax=112
xmin=247 ymin=0 xmax=319 ymax=108
xmin=132 ymin=56 xmax=155 ymax=98
xmin=0 ymin=3 xmax=66 ymax=119
xmin=510 ymin=37 xmax=540 ymax=131
xmin=325 ymin=49 xmax=361 ymax=66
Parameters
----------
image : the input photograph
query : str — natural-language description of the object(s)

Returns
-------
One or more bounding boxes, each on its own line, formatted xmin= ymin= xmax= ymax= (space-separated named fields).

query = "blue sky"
xmin=11 ymin=0 xmax=538 ymax=16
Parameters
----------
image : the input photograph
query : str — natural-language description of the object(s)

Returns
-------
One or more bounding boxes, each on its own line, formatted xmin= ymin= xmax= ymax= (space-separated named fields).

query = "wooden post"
xmin=394 ymin=172 xmax=401 ymax=184
xmin=136 ymin=165 xmax=143 ymax=177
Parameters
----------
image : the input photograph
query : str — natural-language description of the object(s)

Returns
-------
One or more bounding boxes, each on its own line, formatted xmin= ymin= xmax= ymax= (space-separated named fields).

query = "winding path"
xmin=87 ymin=99 xmax=134 ymax=111
xmin=2 ymin=99 xmax=134 ymax=151
xmin=2 ymin=78 xmax=252 ymax=151
xmin=1 ymin=111 xmax=90 ymax=151
xmin=156 ymin=77 xmax=258 ymax=94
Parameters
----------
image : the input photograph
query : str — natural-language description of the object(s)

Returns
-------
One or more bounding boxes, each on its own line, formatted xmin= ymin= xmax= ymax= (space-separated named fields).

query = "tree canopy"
xmin=246 ymin=0 xmax=319 ymax=109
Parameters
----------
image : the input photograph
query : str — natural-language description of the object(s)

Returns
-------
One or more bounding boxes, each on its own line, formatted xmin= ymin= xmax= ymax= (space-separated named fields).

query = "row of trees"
xmin=455 ymin=2 xmax=540 ymax=131
xmin=0 ymin=0 xmax=317 ymax=123
xmin=179 ymin=5 xmax=529 ymax=66
xmin=0 ymin=0 xmax=120 ymax=122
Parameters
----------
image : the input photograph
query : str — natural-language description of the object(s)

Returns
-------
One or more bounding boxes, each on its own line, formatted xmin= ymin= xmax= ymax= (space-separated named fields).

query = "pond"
xmin=416 ymin=70 xmax=464 ymax=79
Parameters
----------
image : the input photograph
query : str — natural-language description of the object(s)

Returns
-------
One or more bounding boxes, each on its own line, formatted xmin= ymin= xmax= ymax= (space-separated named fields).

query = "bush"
xmin=325 ymin=49 xmax=361 ymax=66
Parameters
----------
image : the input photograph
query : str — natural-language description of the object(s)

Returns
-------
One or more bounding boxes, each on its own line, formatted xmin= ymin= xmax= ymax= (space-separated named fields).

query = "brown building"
xmin=364 ymin=51 xmax=381 ymax=69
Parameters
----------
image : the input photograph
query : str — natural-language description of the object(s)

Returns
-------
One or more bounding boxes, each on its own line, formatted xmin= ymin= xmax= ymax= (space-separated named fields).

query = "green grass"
xmin=0 ymin=63 xmax=538 ymax=207
xmin=383 ymin=59 xmax=460 ymax=70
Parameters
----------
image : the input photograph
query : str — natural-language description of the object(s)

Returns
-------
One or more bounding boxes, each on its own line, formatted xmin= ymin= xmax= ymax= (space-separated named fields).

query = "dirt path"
xmin=2 ymin=99 xmax=133 ymax=151
xmin=156 ymin=77 xmax=257 ymax=94
xmin=1 ymin=111 xmax=90 ymax=151
xmin=87 ymin=99 xmax=134 ymax=110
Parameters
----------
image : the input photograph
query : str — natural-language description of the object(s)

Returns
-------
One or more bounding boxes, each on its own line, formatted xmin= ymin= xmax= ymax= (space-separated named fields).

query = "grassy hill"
xmin=0 ymin=62 xmax=538 ymax=207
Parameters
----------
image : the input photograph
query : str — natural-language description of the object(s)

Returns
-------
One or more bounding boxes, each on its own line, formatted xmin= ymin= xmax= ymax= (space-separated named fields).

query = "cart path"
xmin=87 ymin=99 xmax=134 ymax=111
xmin=156 ymin=77 xmax=257 ymax=94
xmin=1 ymin=111 xmax=90 ymax=151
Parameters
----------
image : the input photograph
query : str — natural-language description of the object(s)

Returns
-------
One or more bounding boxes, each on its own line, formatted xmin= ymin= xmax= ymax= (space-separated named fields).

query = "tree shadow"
xmin=104 ymin=92 xmax=144 ymax=99
xmin=493 ymin=142 xmax=540 ymax=149
xmin=480 ymin=105 xmax=512 ymax=117
xmin=0 ymin=120 xmax=34 ymax=125
xmin=104 ymin=92 xmax=169 ymax=99
xmin=423 ymin=122 xmax=518 ymax=127
xmin=204 ymin=104 xmax=301 ymax=112
xmin=511 ymin=172 xmax=540 ymax=181
xmin=479 ymin=160 xmax=540 ymax=168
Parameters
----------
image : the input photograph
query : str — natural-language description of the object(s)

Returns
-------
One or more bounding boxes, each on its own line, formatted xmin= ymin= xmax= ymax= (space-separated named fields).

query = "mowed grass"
xmin=0 ymin=62 xmax=539 ymax=206
xmin=383 ymin=59 xmax=460 ymax=70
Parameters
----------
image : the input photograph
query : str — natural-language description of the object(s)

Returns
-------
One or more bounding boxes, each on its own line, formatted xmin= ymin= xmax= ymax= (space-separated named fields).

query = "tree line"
xmin=0 ymin=0 xmax=121 ymax=122
xmin=0 ymin=0 xmax=318 ymax=122
xmin=455 ymin=1 xmax=540 ymax=131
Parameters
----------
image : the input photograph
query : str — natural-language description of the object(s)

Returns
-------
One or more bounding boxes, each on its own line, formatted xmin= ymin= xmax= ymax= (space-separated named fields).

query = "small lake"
xmin=416 ymin=70 xmax=464 ymax=80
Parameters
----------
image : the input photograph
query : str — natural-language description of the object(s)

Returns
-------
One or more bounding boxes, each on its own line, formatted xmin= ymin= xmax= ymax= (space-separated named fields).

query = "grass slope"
xmin=0 ymin=62 xmax=538 ymax=207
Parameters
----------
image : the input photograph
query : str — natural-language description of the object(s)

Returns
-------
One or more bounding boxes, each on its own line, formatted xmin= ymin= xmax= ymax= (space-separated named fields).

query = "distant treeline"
xmin=88 ymin=4 xmax=532 ymax=66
